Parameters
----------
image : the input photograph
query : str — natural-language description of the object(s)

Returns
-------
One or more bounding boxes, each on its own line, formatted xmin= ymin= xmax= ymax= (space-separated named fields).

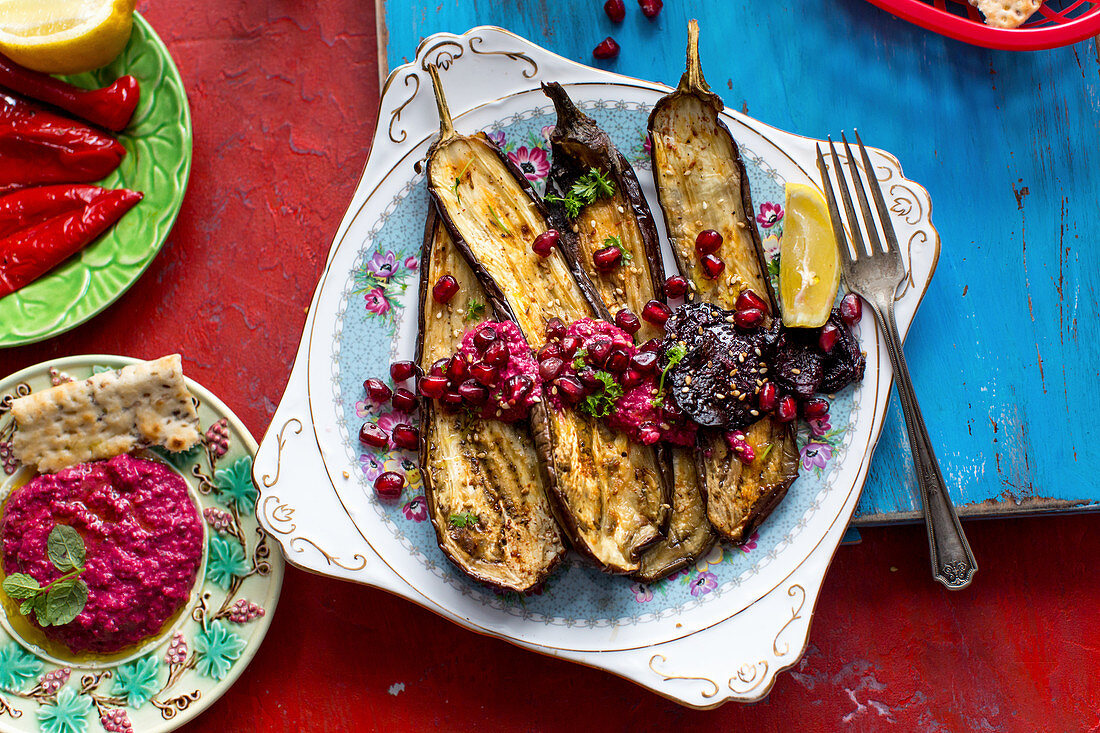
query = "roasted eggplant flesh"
xmin=543 ymin=82 xmax=666 ymax=343
xmin=699 ymin=417 xmax=800 ymax=544
xmin=418 ymin=216 xmax=565 ymax=593
xmin=636 ymin=447 xmax=714 ymax=582
xmin=425 ymin=69 xmax=666 ymax=574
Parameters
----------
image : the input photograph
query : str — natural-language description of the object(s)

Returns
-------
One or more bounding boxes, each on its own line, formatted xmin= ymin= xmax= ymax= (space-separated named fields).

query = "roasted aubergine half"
xmin=416 ymin=209 xmax=566 ymax=593
xmin=648 ymin=21 xmax=799 ymax=545
xmin=424 ymin=65 xmax=668 ymax=574
xmin=540 ymin=82 xmax=714 ymax=581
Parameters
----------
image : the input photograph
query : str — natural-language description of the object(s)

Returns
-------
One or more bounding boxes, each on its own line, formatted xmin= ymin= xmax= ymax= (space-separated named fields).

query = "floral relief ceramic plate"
xmin=0 ymin=356 xmax=283 ymax=733
xmin=253 ymin=27 xmax=938 ymax=708
xmin=0 ymin=15 xmax=192 ymax=348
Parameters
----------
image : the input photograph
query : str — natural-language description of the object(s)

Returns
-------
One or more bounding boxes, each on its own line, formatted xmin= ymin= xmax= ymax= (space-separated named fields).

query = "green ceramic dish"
xmin=0 ymin=14 xmax=192 ymax=348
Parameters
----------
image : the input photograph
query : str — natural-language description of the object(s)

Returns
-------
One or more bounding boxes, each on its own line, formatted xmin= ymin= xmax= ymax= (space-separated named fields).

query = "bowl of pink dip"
xmin=0 ymin=454 xmax=204 ymax=656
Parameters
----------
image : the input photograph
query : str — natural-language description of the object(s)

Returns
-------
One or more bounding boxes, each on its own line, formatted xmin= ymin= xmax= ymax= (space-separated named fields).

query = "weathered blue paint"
xmin=380 ymin=0 xmax=1100 ymax=524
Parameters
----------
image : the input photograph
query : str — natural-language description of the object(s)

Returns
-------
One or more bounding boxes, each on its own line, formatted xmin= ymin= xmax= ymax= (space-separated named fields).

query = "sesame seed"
xmin=681 ymin=387 xmax=690 ymax=394
xmin=716 ymin=393 xmax=725 ymax=399
xmin=726 ymin=315 xmax=735 ymax=323
xmin=685 ymin=376 xmax=692 ymax=385
xmin=617 ymin=206 xmax=625 ymax=214
xmin=738 ymin=353 xmax=746 ymax=363
xmin=791 ymin=368 xmax=801 ymax=375
xmin=738 ymin=393 xmax=747 ymax=401
xmin=737 ymin=220 xmax=747 ymax=229
xmin=754 ymin=347 xmax=762 ymax=356
xmin=750 ymin=409 xmax=759 ymax=416
xmin=702 ymin=201 xmax=708 ymax=209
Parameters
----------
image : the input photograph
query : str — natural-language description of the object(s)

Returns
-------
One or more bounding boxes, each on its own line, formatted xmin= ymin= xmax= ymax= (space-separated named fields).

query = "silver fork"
xmin=817 ymin=132 xmax=977 ymax=590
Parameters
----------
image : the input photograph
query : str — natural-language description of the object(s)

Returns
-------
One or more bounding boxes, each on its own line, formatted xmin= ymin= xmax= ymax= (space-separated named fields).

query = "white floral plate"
xmin=253 ymin=27 xmax=938 ymax=708
xmin=0 ymin=356 xmax=283 ymax=733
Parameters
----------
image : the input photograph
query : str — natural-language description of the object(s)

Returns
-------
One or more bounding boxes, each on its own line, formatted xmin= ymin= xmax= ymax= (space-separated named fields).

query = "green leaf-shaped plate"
xmin=0 ymin=14 xmax=192 ymax=347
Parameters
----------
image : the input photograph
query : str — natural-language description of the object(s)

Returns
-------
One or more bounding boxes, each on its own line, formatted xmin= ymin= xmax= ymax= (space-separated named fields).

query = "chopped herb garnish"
xmin=572 ymin=348 xmax=589 ymax=371
xmin=448 ymin=512 xmax=479 ymax=528
xmin=465 ymin=298 xmax=486 ymax=322
xmin=652 ymin=343 xmax=688 ymax=407
xmin=544 ymin=167 xmax=615 ymax=220
xmin=487 ymin=203 xmax=512 ymax=236
xmin=603 ymin=235 xmax=631 ymax=262
xmin=2 ymin=525 xmax=88 ymax=627
xmin=767 ymin=255 xmax=780 ymax=277
xmin=580 ymin=370 xmax=623 ymax=419
xmin=759 ymin=443 xmax=774 ymax=462
xmin=450 ymin=159 xmax=474 ymax=204
xmin=544 ymin=191 xmax=583 ymax=219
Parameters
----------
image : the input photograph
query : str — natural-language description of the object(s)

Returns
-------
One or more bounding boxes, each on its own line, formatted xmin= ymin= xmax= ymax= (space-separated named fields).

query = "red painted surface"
xmin=0 ymin=2 xmax=1096 ymax=730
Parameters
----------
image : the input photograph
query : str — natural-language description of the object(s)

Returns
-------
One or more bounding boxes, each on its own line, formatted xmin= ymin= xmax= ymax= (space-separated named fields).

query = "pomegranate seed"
xmin=700 ymin=254 xmax=725 ymax=279
xmin=441 ymin=391 xmax=464 ymax=409
xmin=545 ymin=317 xmax=567 ymax=341
xmin=538 ymin=342 xmax=563 ymax=362
xmin=448 ymin=354 xmax=469 ymax=382
xmin=418 ymin=375 xmax=448 ymax=399
xmin=804 ymin=398 xmax=830 ymax=419
xmin=776 ymin=395 xmax=798 ymax=423
xmin=586 ymin=337 xmax=612 ymax=365
xmin=639 ymin=338 xmax=660 ymax=353
xmin=358 ymin=422 xmax=388 ymax=448
xmin=593 ymin=245 xmax=622 ymax=272
xmin=432 ymin=275 xmax=459 ymax=303
xmin=458 ymin=380 xmax=489 ymax=405
xmin=615 ymin=309 xmax=640 ymax=335
xmin=532 ymin=229 xmax=560 ymax=257
xmin=483 ymin=340 xmax=510 ymax=368
xmin=502 ymin=375 xmax=534 ymax=406
xmin=604 ymin=0 xmax=626 ymax=22
xmin=638 ymin=0 xmax=663 ymax=18
xmin=734 ymin=308 xmax=764 ymax=329
xmin=630 ymin=350 xmax=658 ymax=374
xmin=735 ymin=289 xmax=769 ymax=314
xmin=593 ymin=37 xmax=620 ymax=60
xmin=473 ymin=326 xmax=498 ymax=352
xmin=390 ymin=360 xmax=417 ymax=382
xmin=695 ymin=229 xmax=723 ymax=256
xmin=576 ymin=366 xmax=601 ymax=388
xmin=818 ymin=322 xmax=839 ymax=353
xmin=664 ymin=275 xmax=688 ymax=299
xmin=638 ymin=422 xmax=661 ymax=445
xmin=429 ymin=358 xmax=448 ymax=377
xmin=363 ymin=378 xmax=392 ymax=403
xmin=758 ymin=382 xmax=778 ymax=412
xmin=605 ymin=347 xmax=631 ymax=373
xmin=642 ymin=300 xmax=672 ymax=326
xmin=392 ymin=388 xmax=418 ymax=413
xmin=391 ymin=424 xmax=419 ymax=451
xmin=539 ymin=356 xmax=565 ymax=382
xmin=555 ymin=376 xmax=586 ymax=404
xmin=621 ymin=369 xmax=645 ymax=389
xmin=840 ymin=293 xmax=862 ymax=326
xmin=738 ymin=444 xmax=756 ymax=463
xmin=470 ymin=363 xmax=499 ymax=387
xmin=374 ymin=472 xmax=405 ymax=500
xmin=560 ymin=335 xmax=582 ymax=358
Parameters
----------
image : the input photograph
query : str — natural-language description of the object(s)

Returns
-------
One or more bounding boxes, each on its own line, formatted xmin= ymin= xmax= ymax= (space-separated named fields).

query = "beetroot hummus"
xmin=458 ymin=320 xmax=541 ymax=422
xmin=1 ymin=454 xmax=204 ymax=654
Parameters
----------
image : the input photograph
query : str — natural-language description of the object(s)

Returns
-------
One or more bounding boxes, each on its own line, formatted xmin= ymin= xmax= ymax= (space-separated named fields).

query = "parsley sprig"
xmin=448 ymin=512 xmax=479 ymax=528
xmin=545 ymin=167 xmax=616 ymax=219
xmin=3 ymin=525 xmax=88 ymax=627
xmin=580 ymin=370 xmax=624 ymax=419
xmin=651 ymin=343 xmax=687 ymax=408
xmin=465 ymin=298 xmax=486 ymax=322
xmin=572 ymin=348 xmax=589 ymax=371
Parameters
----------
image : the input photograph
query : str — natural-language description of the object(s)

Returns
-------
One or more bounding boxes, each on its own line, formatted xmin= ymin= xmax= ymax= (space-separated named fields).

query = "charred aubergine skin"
xmin=541 ymin=82 xmax=713 ymax=581
xmin=416 ymin=210 xmax=566 ymax=592
xmin=423 ymin=65 xmax=668 ymax=574
xmin=648 ymin=22 xmax=800 ymax=545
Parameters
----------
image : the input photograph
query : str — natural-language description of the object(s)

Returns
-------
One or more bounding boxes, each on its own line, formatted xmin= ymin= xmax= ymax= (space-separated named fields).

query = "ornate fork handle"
xmin=870 ymin=294 xmax=978 ymax=589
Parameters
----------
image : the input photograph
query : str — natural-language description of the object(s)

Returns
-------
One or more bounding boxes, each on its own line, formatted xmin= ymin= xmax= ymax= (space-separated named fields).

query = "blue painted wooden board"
xmin=378 ymin=0 xmax=1100 ymax=525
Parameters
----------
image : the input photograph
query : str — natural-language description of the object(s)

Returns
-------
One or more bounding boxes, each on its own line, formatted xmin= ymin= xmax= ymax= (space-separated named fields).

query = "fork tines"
xmin=815 ymin=132 xmax=900 ymax=262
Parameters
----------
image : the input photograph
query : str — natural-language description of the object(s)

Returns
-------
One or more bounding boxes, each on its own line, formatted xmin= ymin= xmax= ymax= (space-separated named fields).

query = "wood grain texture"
xmin=382 ymin=0 xmax=1100 ymax=524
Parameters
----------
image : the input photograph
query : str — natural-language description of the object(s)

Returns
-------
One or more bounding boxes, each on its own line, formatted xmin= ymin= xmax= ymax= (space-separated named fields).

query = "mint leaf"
xmin=44 ymin=578 xmax=87 ymax=627
xmin=3 ymin=573 xmax=40 ymax=600
xmin=448 ymin=512 xmax=479 ymax=528
xmin=32 ymin=594 xmax=49 ymax=626
xmin=47 ymin=525 xmax=84 ymax=572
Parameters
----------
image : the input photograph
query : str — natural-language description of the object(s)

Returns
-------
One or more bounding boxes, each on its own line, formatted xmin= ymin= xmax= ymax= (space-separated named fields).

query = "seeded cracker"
xmin=970 ymin=0 xmax=1042 ymax=28
xmin=11 ymin=355 xmax=201 ymax=474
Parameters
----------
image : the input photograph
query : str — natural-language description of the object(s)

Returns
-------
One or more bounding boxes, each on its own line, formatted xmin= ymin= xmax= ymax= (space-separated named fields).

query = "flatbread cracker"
xmin=11 ymin=355 xmax=201 ymax=473
xmin=971 ymin=0 xmax=1042 ymax=28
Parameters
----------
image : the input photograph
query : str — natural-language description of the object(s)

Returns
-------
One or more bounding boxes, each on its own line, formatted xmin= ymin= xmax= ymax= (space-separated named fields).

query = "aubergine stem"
xmin=680 ymin=20 xmax=708 ymax=96
xmin=427 ymin=63 xmax=457 ymax=143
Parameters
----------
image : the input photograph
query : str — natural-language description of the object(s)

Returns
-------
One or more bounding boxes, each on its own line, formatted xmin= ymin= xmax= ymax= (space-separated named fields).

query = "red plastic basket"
xmin=863 ymin=0 xmax=1100 ymax=49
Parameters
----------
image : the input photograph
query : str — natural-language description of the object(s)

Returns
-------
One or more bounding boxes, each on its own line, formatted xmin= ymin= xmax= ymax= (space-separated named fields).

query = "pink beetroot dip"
xmin=1 ymin=454 xmax=204 ymax=655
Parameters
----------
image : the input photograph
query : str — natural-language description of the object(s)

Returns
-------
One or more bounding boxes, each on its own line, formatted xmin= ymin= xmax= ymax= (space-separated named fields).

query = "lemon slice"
xmin=779 ymin=183 xmax=841 ymax=328
xmin=0 ymin=0 xmax=136 ymax=74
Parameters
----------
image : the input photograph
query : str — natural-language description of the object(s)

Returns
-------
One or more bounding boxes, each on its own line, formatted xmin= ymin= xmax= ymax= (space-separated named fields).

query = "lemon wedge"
xmin=778 ymin=183 xmax=841 ymax=328
xmin=0 ymin=0 xmax=136 ymax=74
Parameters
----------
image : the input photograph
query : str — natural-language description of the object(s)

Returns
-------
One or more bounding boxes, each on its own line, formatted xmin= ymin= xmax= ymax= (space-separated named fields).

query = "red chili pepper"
xmin=0 ymin=53 xmax=140 ymax=131
xmin=0 ymin=93 xmax=126 ymax=193
xmin=0 ymin=185 xmax=143 ymax=298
